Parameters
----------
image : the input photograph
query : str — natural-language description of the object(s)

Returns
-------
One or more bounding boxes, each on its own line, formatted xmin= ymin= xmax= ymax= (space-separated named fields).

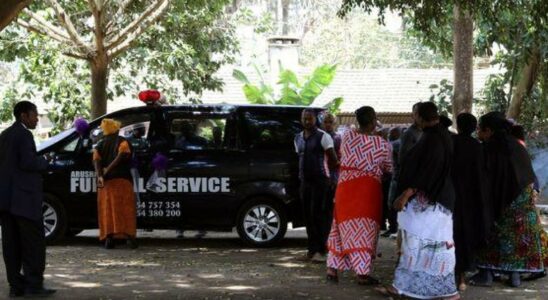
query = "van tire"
xmin=236 ymin=197 xmax=287 ymax=247
xmin=43 ymin=194 xmax=67 ymax=244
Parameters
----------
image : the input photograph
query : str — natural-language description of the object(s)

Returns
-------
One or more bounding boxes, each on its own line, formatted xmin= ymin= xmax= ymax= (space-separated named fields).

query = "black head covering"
xmin=399 ymin=122 xmax=455 ymax=211
xmin=439 ymin=115 xmax=453 ymax=128
xmin=510 ymin=124 xmax=525 ymax=141
xmin=456 ymin=113 xmax=477 ymax=136
xmin=479 ymin=112 xmax=535 ymax=224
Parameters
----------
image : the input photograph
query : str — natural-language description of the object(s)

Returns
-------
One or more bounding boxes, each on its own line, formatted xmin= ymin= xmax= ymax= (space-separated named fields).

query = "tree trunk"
xmin=452 ymin=4 xmax=474 ymax=120
xmin=0 ymin=0 xmax=31 ymax=31
xmin=90 ymin=56 xmax=109 ymax=119
xmin=506 ymin=47 xmax=541 ymax=119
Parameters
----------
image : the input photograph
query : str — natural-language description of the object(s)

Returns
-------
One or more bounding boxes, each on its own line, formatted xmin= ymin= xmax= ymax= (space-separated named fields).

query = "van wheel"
xmin=43 ymin=194 xmax=67 ymax=244
xmin=236 ymin=198 xmax=287 ymax=247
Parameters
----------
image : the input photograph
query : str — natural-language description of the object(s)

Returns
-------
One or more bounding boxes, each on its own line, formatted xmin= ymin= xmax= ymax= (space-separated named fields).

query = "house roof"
xmin=339 ymin=112 xmax=413 ymax=127
xmin=106 ymin=65 xmax=501 ymax=117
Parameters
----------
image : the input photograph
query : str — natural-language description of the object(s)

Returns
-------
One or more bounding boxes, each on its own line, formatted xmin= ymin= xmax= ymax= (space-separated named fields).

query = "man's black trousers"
xmin=0 ymin=212 xmax=46 ymax=290
xmin=300 ymin=178 xmax=332 ymax=255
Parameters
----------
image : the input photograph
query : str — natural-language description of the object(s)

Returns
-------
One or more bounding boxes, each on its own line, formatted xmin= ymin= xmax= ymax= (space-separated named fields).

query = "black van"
xmin=38 ymin=104 xmax=324 ymax=247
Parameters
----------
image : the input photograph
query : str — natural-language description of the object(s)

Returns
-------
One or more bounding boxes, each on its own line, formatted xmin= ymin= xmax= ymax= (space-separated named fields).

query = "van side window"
xmin=89 ymin=114 xmax=152 ymax=151
xmin=120 ymin=122 xmax=150 ymax=151
xmin=243 ymin=111 xmax=302 ymax=150
xmin=62 ymin=138 xmax=79 ymax=152
xmin=169 ymin=116 xmax=227 ymax=150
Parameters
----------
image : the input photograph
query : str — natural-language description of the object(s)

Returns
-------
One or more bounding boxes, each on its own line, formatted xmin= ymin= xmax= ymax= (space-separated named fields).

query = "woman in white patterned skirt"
xmin=377 ymin=102 xmax=459 ymax=299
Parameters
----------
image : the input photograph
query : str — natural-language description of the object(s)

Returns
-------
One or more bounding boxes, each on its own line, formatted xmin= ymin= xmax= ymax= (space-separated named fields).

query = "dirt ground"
xmin=1 ymin=227 xmax=547 ymax=300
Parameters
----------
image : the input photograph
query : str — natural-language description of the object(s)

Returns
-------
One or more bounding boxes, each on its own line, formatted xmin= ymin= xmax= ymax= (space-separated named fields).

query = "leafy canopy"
xmin=0 ymin=0 xmax=237 ymax=131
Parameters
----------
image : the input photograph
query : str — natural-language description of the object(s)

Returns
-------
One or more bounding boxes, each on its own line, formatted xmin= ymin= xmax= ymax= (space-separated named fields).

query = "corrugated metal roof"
xmin=339 ymin=112 xmax=413 ymax=127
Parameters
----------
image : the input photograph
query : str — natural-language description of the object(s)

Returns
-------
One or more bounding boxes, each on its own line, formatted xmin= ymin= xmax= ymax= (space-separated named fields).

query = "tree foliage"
xmin=0 ymin=0 xmax=237 ymax=129
xmin=300 ymin=10 xmax=451 ymax=68
xmin=428 ymin=79 xmax=454 ymax=117
xmin=478 ymin=72 xmax=547 ymax=146
xmin=230 ymin=0 xmax=451 ymax=69
xmin=340 ymin=0 xmax=548 ymax=121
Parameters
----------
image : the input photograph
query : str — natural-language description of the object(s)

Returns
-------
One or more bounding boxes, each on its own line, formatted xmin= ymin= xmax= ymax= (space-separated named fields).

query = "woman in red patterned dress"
xmin=326 ymin=106 xmax=392 ymax=284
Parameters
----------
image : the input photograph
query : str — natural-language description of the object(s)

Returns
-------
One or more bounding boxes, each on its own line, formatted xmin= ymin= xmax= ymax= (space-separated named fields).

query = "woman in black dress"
xmin=451 ymin=113 xmax=487 ymax=291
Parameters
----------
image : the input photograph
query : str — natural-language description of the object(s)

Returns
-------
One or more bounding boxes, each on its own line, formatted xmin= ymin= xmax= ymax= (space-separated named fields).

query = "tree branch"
xmin=107 ymin=0 xmax=169 ymax=59
xmin=63 ymin=51 xmax=90 ymax=60
xmin=107 ymin=2 xmax=169 ymax=59
xmin=23 ymin=9 xmax=71 ymax=41
xmin=46 ymin=0 xmax=93 ymax=53
xmin=16 ymin=19 xmax=70 ymax=44
xmin=106 ymin=0 xmax=168 ymax=52
xmin=88 ymin=0 xmax=105 ymax=52
xmin=104 ymin=0 xmax=132 ymax=31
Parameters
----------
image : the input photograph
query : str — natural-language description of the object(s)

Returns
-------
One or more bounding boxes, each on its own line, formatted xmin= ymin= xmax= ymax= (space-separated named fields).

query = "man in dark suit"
xmin=0 ymin=101 xmax=56 ymax=298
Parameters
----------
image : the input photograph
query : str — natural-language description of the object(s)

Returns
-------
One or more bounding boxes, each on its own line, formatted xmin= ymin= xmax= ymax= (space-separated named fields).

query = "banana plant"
xmin=233 ymin=63 xmax=343 ymax=113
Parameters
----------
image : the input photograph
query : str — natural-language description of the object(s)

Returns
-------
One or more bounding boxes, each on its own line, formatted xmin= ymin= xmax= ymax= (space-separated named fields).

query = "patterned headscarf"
xmin=100 ymin=118 xmax=121 ymax=136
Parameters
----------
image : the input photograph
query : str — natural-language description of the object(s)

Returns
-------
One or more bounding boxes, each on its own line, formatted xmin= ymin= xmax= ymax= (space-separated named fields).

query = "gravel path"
xmin=1 ymin=228 xmax=546 ymax=299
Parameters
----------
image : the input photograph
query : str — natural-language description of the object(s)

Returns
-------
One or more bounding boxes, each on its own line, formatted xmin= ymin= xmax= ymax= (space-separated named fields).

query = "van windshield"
xmin=37 ymin=128 xmax=76 ymax=152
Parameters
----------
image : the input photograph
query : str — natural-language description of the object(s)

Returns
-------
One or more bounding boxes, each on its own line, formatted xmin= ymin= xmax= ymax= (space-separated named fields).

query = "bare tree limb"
xmin=45 ymin=0 xmax=93 ymax=54
xmin=88 ymin=0 xmax=105 ymax=52
xmin=16 ymin=18 xmax=70 ymax=44
xmin=63 ymin=51 xmax=90 ymax=60
xmin=107 ymin=1 xmax=169 ymax=59
xmin=107 ymin=38 xmax=134 ymax=59
xmin=104 ymin=0 xmax=132 ymax=31
xmin=107 ymin=0 xmax=169 ymax=59
xmin=115 ymin=0 xmax=133 ymax=17
xmin=106 ymin=0 xmax=168 ymax=52
xmin=23 ymin=9 xmax=71 ymax=40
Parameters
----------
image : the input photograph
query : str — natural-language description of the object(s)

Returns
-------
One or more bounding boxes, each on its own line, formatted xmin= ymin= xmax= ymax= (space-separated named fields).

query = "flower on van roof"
xmin=138 ymin=89 xmax=161 ymax=105
xmin=73 ymin=118 xmax=89 ymax=136
xmin=152 ymin=153 xmax=168 ymax=171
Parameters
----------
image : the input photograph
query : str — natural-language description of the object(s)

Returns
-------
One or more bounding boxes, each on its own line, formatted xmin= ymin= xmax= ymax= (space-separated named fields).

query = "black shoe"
xmin=9 ymin=287 xmax=24 ymax=298
xmin=127 ymin=238 xmax=138 ymax=249
xmin=104 ymin=237 xmax=115 ymax=249
xmin=509 ymin=272 xmax=521 ymax=287
xmin=23 ymin=287 xmax=56 ymax=298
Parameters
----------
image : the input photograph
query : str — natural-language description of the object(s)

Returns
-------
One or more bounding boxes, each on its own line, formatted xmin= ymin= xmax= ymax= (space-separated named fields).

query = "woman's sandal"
xmin=374 ymin=285 xmax=402 ymax=298
xmin=326 ymin=273 xmax=339 ymax=283
xmin=357 ymin=275 xmax=380 ymax=285
xmin=326 ymin=269 xmax=338 ymax=283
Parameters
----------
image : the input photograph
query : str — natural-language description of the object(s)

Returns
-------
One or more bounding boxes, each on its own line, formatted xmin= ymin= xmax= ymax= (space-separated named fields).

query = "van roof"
xmin=104 ymin=104 xmax=324 ymax=118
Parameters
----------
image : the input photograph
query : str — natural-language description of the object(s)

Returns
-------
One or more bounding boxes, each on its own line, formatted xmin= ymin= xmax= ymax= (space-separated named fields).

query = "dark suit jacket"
xmin=0 ymin=122 xmax=48 ymax=221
